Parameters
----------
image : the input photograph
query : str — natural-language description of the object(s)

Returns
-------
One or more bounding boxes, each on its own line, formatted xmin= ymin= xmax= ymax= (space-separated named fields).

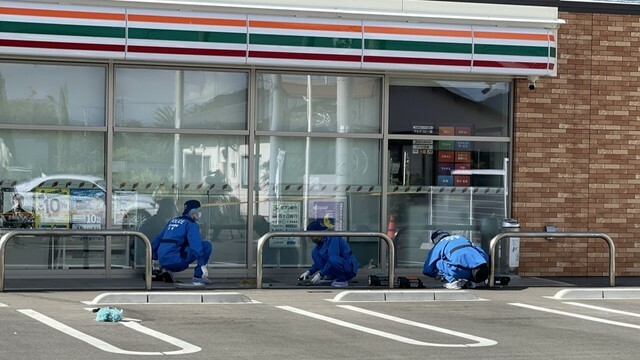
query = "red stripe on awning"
xmin=473 ymin=60 xmax=549 ymax=69
xmin=250 ymin=50 xmax=361 ymax=62
xmin=364 ymin=55 xmax=471 ymax=67
xmin=128 ymin=45 xmax=245 ymax=57
xmin=0 ymin=39 xmax=124 ymax=52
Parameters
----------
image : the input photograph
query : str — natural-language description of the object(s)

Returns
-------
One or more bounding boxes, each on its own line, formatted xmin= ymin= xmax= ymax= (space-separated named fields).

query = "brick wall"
xmin=515 ymin=11 xmax=640 ymax=276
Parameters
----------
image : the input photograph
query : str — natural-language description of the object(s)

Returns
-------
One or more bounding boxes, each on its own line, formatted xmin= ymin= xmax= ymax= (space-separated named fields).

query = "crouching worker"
xmin=152 ymin=200 xmax=213 ymax=286
xmin=423 ymin=230 xmax=489 ymax=290
xmin=298 ymin=218 xmax=359 ymax=288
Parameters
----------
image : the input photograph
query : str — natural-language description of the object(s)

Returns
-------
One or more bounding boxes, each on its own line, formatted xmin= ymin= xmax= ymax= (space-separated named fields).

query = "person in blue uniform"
xmin=152 ymin=199 xmax=213 ymax=285
xmin=298 ymin=218 xmax=359 ymax=287
xmin=423 ymin=230 xmax=489 ymax=289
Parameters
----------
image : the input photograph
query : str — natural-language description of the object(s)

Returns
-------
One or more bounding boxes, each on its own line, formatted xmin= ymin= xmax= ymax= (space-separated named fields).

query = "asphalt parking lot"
xmin=2 ymin=279 xmax=640 ymax=360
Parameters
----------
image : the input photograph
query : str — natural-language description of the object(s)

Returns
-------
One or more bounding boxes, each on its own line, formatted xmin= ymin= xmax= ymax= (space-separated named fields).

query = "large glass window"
xmin=0 ymin=62 xmax=105 ymax=127
xmin=255 ymin=71 xmax=383 ymax=274
xmin=387 ymin=79 xmax=511 ymax=268
xmin=113 ymin=133 xmax=249 ymax=268
xmin=115 ymin=67 xmax=248 ymax=130
xmin=0 ymin=61 xmax=107 ymax=272
xmin=257 ymin=74 xmax=381 ymax=133
xmin=389 ymin=80 xmax=510 ymax=136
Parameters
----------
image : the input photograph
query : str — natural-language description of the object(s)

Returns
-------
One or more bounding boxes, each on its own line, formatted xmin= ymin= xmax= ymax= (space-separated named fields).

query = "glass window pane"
xmin=115 ymin=68 xmax=248 ymax=130
xmin=254 ymin=135 xmax=381 ymax=268
xmin=113 ymin=133 xmax=248 ymax=268
xmin=0 ymin=130 xmax=105 ymax=230
xmin=388 ymin=140 xmax=507 ymax=187
xmin=257 ymin=73 xmax=381 ymax=133
xmin=389 ymin=80 xmax=510 ymax=136
xmin=0 ymin=62 xmax=105 ymax=126
xmin=387 ymin=139 xmax=508 ymax=268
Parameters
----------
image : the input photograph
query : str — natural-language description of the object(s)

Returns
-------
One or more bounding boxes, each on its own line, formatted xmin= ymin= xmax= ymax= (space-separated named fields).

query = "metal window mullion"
xmin=105 ymin=60 xmax=115 ymax=278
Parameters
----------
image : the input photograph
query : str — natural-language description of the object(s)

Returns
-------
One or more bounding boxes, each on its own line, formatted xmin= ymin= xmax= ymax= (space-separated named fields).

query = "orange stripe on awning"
xmin=128 ymin=14 xmax=246 ymax=27
xmin=474 ymin=31 xmax=553 ymax=42
xmin=0 ymin=6 xmax=124 ymax=21
xmin=250 ymin=20 xmax=361 ymax=33
xmin=365 ymin=26 xmax=471 ymax=38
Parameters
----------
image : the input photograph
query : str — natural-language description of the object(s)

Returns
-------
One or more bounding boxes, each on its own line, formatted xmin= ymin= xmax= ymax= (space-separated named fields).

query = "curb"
xmin=552 ymin=288 xmax=640 ymax=300
xmin=330 ymin=290 xmax=480 ymax=302
xmin=85 ymin=292 xmax=256 ymax=304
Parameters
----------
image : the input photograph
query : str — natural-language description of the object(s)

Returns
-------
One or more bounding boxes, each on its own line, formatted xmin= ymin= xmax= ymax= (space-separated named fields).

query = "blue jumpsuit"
xmin=152 ymin=215 xmax=212 ymax=278
xmin=308 ymin=236 xmax=359 ymax=282
xmin=423 ymin=235 xmax=489 ymax=283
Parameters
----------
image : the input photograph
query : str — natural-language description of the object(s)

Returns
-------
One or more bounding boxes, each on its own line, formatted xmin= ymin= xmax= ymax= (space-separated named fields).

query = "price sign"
xmin=35 ymin=188 xmax=70 ymax=228
xmin=71 ymin=189 xmax=105 ymax=228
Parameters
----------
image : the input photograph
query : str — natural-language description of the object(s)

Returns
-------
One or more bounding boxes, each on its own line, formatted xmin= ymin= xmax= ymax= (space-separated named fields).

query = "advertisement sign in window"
xmin=70 ymin=189 xmax=105 ymax=229
xmin=34 ymin=188 xmax=70 ymax=228
xmin=269 ymin=201 xmax=301 ymax=248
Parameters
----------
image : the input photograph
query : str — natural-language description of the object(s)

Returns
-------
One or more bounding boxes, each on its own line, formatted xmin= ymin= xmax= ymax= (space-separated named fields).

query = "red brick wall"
xmin=515 ymin=11 xmax=640 ymax=276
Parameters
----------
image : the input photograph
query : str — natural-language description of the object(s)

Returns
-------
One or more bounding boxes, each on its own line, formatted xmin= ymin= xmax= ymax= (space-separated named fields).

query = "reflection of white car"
xmin=9 ymin=174 xmax=157 ymax=228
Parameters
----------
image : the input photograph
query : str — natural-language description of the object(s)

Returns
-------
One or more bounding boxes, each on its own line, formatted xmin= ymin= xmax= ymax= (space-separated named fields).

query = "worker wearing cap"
xmin=298 ymin=218 xmax=359 ymax=287
xmin=423 ymin=229 xmax=489 ymax=290
xmin=152 ymin=199 xmax=213 ymax=285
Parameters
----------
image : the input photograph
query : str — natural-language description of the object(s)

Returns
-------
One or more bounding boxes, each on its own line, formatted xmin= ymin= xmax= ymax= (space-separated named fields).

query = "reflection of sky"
xmin=0 ymin=63 xmax=105 ymax=126
xmin=435 ymin=80 xmax=508 ymax=103
xmin=115 ymin=68 xmax=247 ymax=124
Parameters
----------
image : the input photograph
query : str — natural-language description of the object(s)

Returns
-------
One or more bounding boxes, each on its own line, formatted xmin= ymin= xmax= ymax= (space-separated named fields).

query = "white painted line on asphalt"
xmin=18 ymin=309 xmax=201 ymax=355
xmin=0 ymin=303 xmax=8 ymax=307
xmin=564 ymin=302 xmax=640 ymax=318
xmin=510 ymin=303 xmax=640 ymax=330
xmin=339 ymin=305 xmax=497 ymax=347
xmin=277 ymin=305 xmax=496 ymax=347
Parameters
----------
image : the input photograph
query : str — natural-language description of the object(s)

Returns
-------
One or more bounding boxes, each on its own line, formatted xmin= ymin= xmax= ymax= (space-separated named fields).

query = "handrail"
xmin=256 ymin=231 xmax=394 ymax=289
xmin=0 ymin=229 xmax=152 ymax=292
xmin=489 ymin=232 xmax=615 ymax=287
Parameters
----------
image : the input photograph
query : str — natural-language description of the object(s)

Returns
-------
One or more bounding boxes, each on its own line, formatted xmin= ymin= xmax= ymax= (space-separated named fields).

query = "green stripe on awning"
xmin=0 ymin=21 xmax=124 ymax=38
xmin=365 ymin=39 xmax=472 ymax=54
xmin=128 ymin=28 xmax=247 ymax=44
xmin=250 ymin=33 xmax=362 ymax=49
xmin=475 ymin=43 xmax=550 ymax=57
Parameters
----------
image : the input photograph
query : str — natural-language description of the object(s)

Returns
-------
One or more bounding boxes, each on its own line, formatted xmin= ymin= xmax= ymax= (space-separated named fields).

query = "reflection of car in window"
xmin=5 ymin=174 xmax=157 ymax=229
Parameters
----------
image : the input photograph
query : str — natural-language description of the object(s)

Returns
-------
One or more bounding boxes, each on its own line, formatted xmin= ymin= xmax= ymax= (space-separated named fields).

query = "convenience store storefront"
xmin=0 ymin=0 xmax=561 ymax=284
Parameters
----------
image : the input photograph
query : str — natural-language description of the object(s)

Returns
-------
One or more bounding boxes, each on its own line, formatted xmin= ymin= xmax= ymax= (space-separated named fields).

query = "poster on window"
xmin=34 ymin=188 xmax=70 ymax=229
xmin=113 ymin=191 xmax=138 ymax=225
xmin=268 ymin=201 xmax=301 ymax=247
xmin=308 ymin=200 xmax=345 ymax=230
xmin=70 ymin=189 xmax=105 ymax=229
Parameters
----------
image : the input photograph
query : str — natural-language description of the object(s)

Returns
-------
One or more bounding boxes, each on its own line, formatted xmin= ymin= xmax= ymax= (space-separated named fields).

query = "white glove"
xmin=311 ymin=272 xmax=323 ymax=284
xmin=299 ymin=271 xmax=310 ymax=281
xmin=200 ymin=265 xmax=209 ymax=278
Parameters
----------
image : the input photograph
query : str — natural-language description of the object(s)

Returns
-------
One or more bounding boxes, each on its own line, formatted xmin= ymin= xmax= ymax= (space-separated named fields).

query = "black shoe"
xmin=162 ymin=271 xmax=175 ymax=283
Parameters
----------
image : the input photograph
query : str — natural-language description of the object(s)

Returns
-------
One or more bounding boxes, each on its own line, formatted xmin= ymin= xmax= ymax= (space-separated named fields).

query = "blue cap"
xmin=431 ymin=229 xmax=450 ymax=244
xmin=183 ymin=199 xmax=201 ymax=216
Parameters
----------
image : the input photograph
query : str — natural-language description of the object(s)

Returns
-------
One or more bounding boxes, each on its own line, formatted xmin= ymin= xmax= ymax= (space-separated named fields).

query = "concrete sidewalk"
xmin=2 ymin=275 xmax=638 ymax=292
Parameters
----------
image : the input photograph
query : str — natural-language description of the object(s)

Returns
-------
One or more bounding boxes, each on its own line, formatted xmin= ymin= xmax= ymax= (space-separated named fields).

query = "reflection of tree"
xmin=0 ymin=71 xmax=101 ymax=176
xmin=56 ymin=84 xmax=69 ymax=170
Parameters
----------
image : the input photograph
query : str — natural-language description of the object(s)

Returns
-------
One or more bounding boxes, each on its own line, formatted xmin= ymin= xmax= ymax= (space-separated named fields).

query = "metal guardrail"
xmin=256 ymin=231 xmax=394 ymax=289
xmin=489 ymin=232 xmax=616 ymax=287
xmin=0 ymin=229 xmax=152 ymax=292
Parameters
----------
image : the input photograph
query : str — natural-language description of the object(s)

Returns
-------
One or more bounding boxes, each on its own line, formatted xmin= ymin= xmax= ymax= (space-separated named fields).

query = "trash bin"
xmin=498 ymin=218 xmax=520 ymax=275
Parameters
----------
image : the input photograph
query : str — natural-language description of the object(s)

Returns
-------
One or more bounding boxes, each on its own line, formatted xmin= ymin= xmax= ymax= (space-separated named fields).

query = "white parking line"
xmin=339 ymin=305 xmax=497 ymax=347
xmin=564 ymin=302 xmax=640 ymax=318
xmin=510 ymin=303 xmax=640 ymax=330
xmin=18 ymin=309 xmax=201 ymax=356
xmin=277 ymin=305 xmax=496 ymax=347
xmin=0 ymin=303 xmax=8 ymax=307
